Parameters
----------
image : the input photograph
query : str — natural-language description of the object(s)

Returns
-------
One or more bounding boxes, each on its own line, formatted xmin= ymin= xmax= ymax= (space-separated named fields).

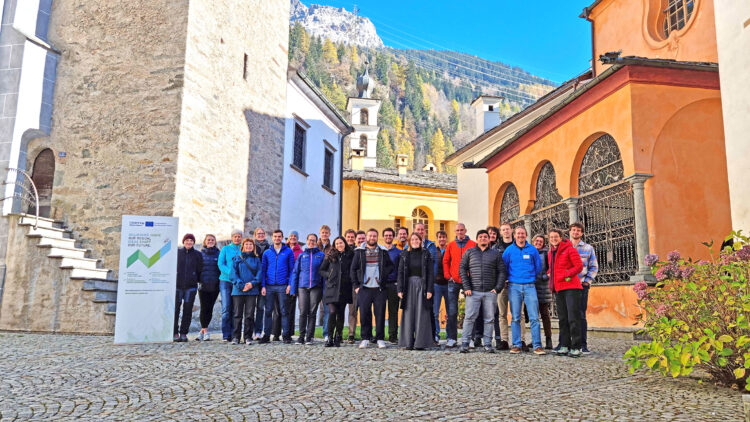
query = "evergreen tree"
xmin=376 ymin=130 xmax=394 ymax=168
xmin=444 ymin=136 xmax=457 ymax=174
xmin=320 ymin=81 xmax=347 ymax=112
xmin=449 ymin=99 xmax=461 ymax=137
xmin=378 ymin=99 xmax=397 ymax=131
xmin=336 ymin=43 xmax=347 ymax=62
xmin=394 ymin=115 xmax=414 ymax=169
xmin=374 ymin=52 xmax=390 ymax=83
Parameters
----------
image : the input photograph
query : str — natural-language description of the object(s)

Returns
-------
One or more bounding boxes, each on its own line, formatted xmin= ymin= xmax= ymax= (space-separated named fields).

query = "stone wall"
xmin=173 ymin=0 xmax=290 ymax=241
xmin=46 ymin=0 xmax=189 ymax=271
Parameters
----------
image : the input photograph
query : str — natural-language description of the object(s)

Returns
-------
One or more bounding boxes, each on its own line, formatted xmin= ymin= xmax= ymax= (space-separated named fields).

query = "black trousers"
xmin=198 ymin=289 xmax=219 ymax=329
xmin=174 ymin=288 xmax=197 ymax=335
xmin=298 ymin=287 xmax=322 ymax=340
xmin=358 ymin=287 xmax=388 ymax=341
xmin=327 ymin=301 xmax=346 ymax=340
xmin=556 ymin=289 xmax=583 ymax=350
xmin=232 ymin=295 xmax=257 ymax=341
xmin=272 ymin=294 xmax=296 ymax=339
xmin=386 ymin=283 xmax=400 ymax=341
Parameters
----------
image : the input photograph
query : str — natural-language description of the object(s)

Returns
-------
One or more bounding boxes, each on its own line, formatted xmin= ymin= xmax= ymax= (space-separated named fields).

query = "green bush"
xmin=623 ymin=231 xmax=750 ymax=390
xmin=457 ymin=294 xmax=465 ymax=329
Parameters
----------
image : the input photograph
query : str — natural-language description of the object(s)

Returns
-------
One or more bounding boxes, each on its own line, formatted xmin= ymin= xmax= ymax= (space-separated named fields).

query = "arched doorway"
xmin=499 ymin=184 xmax=524 ymax=228
xmin=576 ymin=134 xmax=637 ymax=283
xmin=529 ymin=162 xmax=568 ymax=237
xmin=29 ymin=148 xmax=55 ymax=217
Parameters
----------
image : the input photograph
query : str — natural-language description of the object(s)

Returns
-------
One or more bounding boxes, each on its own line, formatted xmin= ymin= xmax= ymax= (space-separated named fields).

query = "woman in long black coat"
xmin=397 ymin=233 xmax=434 ymax=350
xmin=319 ymin=236 xmax=353 ymax=347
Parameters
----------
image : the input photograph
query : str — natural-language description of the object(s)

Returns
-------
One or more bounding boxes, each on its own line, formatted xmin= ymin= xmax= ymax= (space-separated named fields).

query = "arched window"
xmin=359 ymin=135 xmax=368 ymax=154
xmin=499 ymin=184 xmax=520 ymax=225
xmin=411 ymin=208 xmax=429 ymax=234
xmin=578 ymin=134 xmax=624 ymax=195
xmin=663 ymin=0 xmax=695 ymax=38
xmin=532 ymin=162 xmax=562 ymax=210
xmin=360 ymin=108 xmax=369 ymax=125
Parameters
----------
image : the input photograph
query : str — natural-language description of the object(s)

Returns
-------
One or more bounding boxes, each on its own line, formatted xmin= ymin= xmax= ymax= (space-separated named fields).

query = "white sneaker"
xmin=377 ymin=340 xmax=386 ymax=349
xmin=469 ymin=340 xmax=475 ymax=349
xmin=323 ymin=336 xmax=329 ymax=343
xmin=446 ymin=339 xmax=457 ymax=347
xmin=203 ymin=332 xmax=210 ymax=341
xmin=359 ymin=340 xmax=370 ymax=349
xmin=252 ymin=334 xmax=260 ymax=341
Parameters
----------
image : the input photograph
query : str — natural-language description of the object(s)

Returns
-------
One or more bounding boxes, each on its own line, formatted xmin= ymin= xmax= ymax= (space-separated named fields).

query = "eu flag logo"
xmin=145 ymin=221 xmax=154 ymax=227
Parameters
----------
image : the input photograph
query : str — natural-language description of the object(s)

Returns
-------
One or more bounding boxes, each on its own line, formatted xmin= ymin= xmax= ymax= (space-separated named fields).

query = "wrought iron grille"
xmin=578 ymin=134 xmax=624 ymax=195
xmin=499 ymin=184 xmax=520 ymax=225
xmin=533 ymin=162 xmax=562 ymax=211
xmin=1 ymin=168 xmax=39 ymax=228
xmin=663 ymin=0 xmax=695 ymax=38
xmin=529 ymin=203 xmax=569 ymax=238
xmin=576 ymin=181 xmax=637 ymax=283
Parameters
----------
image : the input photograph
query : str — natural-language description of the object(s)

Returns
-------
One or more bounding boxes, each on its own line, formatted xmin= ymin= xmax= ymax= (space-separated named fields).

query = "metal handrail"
xmin=2 ymin=168 xmax=39 ymax=229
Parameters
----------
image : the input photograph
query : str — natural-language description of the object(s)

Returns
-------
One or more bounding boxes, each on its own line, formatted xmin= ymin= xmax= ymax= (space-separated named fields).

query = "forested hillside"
xmin=288 ymin=23 xmax=556 ymax=172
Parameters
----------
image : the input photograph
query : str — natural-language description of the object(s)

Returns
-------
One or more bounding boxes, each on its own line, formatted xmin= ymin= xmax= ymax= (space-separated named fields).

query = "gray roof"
xmin=343 ymin=167 xmax=457 ymax=191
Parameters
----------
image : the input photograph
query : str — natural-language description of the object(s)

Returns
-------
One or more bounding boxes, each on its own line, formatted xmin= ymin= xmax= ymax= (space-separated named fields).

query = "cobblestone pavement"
xmin=0 ymin=332 xmax=742 ymax=421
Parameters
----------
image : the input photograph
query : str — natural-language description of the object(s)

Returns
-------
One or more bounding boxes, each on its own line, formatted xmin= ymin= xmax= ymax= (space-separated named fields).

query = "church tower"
xmin=346 ymin=65 xmax=381 ymax=168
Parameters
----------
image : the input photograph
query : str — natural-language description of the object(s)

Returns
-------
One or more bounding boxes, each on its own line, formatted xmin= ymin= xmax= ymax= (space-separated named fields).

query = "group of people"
xmin=173 ymin=220 xmax=598 ymax=357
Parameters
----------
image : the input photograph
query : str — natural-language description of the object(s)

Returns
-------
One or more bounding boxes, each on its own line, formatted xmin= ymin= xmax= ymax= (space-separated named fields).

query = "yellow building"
xmin=342 ymin=154 xmax=457 ymax=240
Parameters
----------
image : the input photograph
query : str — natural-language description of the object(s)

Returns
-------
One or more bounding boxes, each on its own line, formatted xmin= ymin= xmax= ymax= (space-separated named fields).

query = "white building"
xmin=714 ymin=1 xmax=750 ymax=232
xmin=470 ymin=95 xmax=502 ymax=135
xmin=346 ymin=67 xmax=381 ymax=168
xmin=280 ymin=68 xmax=353 ymax=238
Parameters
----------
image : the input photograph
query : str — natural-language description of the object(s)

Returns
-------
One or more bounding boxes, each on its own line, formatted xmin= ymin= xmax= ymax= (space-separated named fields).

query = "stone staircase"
xmin=0 ymin=214 xmax=117 ymax=334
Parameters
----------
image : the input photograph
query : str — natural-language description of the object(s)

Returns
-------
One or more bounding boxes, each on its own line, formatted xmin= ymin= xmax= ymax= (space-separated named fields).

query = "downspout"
xmin=338 ymin=132 xmax=343 ymax=236
xmin=356 ymin=179 xmax=362 ymax=231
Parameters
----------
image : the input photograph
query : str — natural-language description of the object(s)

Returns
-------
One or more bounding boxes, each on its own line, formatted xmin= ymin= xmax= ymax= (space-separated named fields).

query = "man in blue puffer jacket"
xmin=260 ymin=229 xmax=295 ymax=343
xmin=502 ymin=226 xmax=544 ymax=355
xmin=290 ymin=233 xmax=326 ymax=344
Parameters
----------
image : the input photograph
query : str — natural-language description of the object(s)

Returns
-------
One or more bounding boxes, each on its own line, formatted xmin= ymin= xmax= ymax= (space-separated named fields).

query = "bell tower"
xmin=346 ymin=64 xmax=381 ymax=168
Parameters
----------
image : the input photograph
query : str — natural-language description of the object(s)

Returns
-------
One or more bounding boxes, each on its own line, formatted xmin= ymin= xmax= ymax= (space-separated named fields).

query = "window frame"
xmin=322 ymin=147 xmax=335 ymax=192
xmin=292 ymin=122 xmax=307 ymax=173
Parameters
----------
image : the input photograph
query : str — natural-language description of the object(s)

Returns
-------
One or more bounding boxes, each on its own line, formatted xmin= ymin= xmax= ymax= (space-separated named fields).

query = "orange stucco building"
xmin=471 ymin=0 xmax=730 ymax=330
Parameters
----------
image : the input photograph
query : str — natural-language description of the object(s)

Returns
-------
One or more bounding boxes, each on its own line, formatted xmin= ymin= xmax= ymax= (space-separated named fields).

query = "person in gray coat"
xmin=532 ymin=234 xmax=554 ymax=349
xmin=397 ymin=233 xmax=435 ymax=350
xmin=459 ymin=230 xmax=507 ymax=353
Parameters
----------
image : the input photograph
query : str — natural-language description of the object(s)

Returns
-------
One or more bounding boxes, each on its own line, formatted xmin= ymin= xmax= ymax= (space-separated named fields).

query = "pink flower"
xmin=697 ymin=260 xmax=709 ymax=265
xmin=681 ymin=266 xmax=695 ymax=278
xmin=736 ymin=246 xmax=750 ymax=261
xmin=644 ymin=254 xmax=659 ymax=267
xmin=655 ymin=305 xmax=667 ymax=316
xmin=667 ymin=250 xmax=681 ymax=263
xmin=633 ymin=281 xmax=648 ymax=300
xmin=655 ymin=266 xmax=671 ymax=281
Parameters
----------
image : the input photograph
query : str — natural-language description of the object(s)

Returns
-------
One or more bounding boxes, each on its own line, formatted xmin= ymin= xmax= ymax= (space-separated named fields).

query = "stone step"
xmin=26 ymin=225 xmax=72 ymax=239
xmin=65 ymin=267 xmax=110 ymax=279
xmin=18 ymin=214 xmax=64 ymax=229
xmin=51 ymin=256 xmax=100 ymax=270
xmin=29 ymin=234 xmax=78 ymax=248
xmin=38 ymin=244 xmax=88 ymax=259
xmin=92 ymin=290 xmax=117 ymax=303
xmin=82 ymin=279 xmax=118 ymax=292
xmin=105 ymin=302 xmax=117 ymax=315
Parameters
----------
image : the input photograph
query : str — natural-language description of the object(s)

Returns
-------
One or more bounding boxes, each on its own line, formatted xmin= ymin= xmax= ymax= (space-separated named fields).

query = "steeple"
xmin=356 ymin=62 xmax=372 ymax=98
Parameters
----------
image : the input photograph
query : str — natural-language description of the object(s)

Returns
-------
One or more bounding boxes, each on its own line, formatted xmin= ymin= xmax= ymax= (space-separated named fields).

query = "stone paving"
xmin=0 ymin=332 xmax=742 ymax=421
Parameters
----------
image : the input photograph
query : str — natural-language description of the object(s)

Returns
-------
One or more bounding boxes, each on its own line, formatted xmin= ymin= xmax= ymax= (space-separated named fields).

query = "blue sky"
xmin=311 ymin=0 xmax=594 ymax=83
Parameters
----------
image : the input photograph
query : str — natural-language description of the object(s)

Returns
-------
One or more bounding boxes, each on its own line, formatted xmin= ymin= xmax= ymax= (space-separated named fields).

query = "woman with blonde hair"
xmin=230 ymin=238 xmax=262 ymax=345
xmin=196 ymin=234 xmax=221 ymax=341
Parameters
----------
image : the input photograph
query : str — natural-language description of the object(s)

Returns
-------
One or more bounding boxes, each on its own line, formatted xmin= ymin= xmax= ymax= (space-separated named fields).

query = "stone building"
xmin=0 ymin=0 xmax=291 ymax=334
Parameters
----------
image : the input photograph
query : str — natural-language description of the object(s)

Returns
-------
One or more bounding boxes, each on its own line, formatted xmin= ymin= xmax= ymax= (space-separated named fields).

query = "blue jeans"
xmin=264 ymin=285 xmax=290 ymax=338
xmin=219 ymin=280 xmax=233 ymax=340
xmin=445 ymin=283 xmax=460 ymax=341
xmin=509 ymin=283 xmax=542 ymax=349
xmin=461 ymin=291 xmax=497 ymax=346
xmin=433 ymin=284 xmax=450 ymax=338
xmin=580 ymin=284 xmax=590 ymax=348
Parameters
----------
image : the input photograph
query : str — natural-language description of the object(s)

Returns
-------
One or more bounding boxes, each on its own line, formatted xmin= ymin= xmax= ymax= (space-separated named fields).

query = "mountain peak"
xmin=290 ymin=0 xmax=384 ymax=49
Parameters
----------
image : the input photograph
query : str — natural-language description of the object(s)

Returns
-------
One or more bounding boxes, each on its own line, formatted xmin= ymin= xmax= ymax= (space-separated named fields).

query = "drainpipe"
xmin=0 ymin=264 xmax=5 ymax=310
xmin=337 ymin=133 xmax=343 ymax=236
xmin=356 ymin=179 xmax=362 ymax=231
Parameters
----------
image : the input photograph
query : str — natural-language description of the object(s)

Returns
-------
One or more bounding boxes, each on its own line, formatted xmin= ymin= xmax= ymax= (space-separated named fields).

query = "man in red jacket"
xmin=442 ymin=223 xmax=476 ymax=347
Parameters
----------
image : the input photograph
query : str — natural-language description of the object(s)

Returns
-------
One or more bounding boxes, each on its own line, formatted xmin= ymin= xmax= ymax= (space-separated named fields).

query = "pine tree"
xmin=320 ymin=81 xmax=347 ymax=112
xmin=322 ymin=39 xmax=339 ymax=64
xmin=394 ymin=115 xmax=414 ymax=169
xmin=444 ymin=136 xmax=457 ymax=174
xmin=378 ymin=99 xmax=397 ymax=130
xmin=376 ymin=130 xmax=394 ymax=168
xmin=449 ymin=99 xmax=461 ymax=137
xmin=429 ymin=128 xmax=447 ymax=172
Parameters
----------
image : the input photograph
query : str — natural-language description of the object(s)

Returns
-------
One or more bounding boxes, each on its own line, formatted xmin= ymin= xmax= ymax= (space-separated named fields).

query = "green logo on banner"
xmin=126 ymin=241 xmax=172 ymax=268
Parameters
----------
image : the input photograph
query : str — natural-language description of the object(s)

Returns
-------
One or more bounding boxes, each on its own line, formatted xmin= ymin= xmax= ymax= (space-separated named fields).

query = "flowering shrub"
xmin=624 ymin=232 xmax=750 ymax=390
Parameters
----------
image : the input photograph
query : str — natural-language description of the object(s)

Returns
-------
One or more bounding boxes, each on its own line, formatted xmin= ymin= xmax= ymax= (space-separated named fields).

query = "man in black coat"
xmin=458 ymin=230 xmax=506 ymax=353
xmin=175 ymin=233 xmax=203 ymax=342
xmin=350 ymin=228 xmax=394 ymax=349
